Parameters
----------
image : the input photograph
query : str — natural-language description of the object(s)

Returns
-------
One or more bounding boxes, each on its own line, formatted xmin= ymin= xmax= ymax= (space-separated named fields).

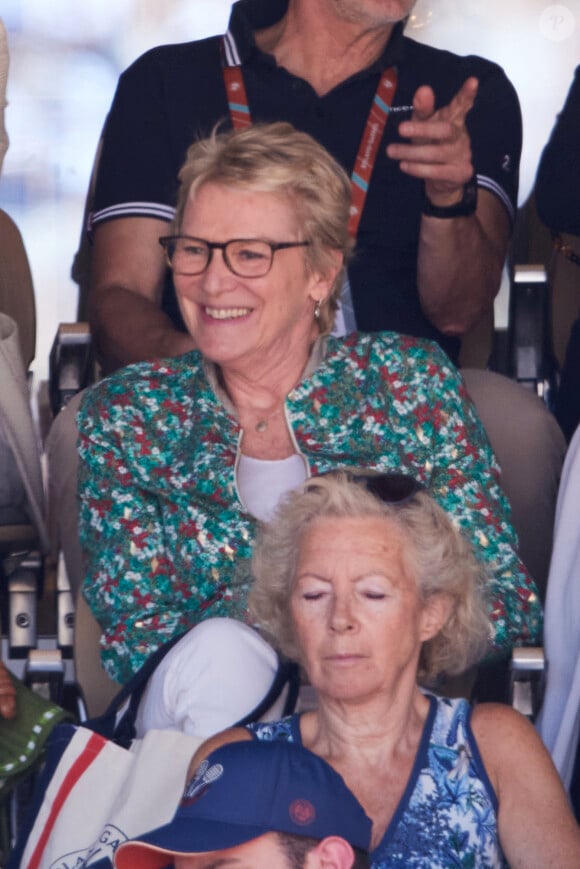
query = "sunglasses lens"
xmin=361 ymin=473 xmax=423 ymax=504
xmin=311 ymin=470 xmax=424 ymax=504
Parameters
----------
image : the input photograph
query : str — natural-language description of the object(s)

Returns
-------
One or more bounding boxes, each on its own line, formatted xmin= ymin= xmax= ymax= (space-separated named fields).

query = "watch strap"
xmin=422 ymin=174 xmax=478 ymax=219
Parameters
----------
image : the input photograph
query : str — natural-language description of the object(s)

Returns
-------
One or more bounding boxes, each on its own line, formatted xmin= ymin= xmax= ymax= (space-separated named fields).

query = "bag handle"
xmin=87 ymin=631 xmax=188 ymax=746
xmin=234 ymin=657 xmax=300 ymax=727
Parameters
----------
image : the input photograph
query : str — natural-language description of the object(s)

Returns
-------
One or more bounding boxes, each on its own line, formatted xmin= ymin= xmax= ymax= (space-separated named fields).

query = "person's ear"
xmin=419 ymin=593 xmax=453 ymax=643
xmin=308 ymin=249 xmax=344 ymax=303
xmin=307 ymin=836 xmax=357 ymax=868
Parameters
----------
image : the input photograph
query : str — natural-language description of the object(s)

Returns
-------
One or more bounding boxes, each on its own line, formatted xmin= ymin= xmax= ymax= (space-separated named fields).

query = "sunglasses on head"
xmin=312 ymin=470 xmax=426 ymax=505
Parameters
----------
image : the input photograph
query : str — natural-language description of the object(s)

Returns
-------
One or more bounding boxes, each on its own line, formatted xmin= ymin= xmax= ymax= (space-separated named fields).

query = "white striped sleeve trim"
xmin=223 ymin=28 xmax=241 ymax=67
xmin=90 ymin=202 xmax=176 ymax=227
xmin=476 ymin=175 xmax=515 ymax=223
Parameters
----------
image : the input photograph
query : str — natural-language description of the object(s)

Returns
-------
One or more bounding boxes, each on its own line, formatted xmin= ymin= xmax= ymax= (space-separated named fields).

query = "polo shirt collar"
xmin=225 ymin=0 xmax=406 ymax=72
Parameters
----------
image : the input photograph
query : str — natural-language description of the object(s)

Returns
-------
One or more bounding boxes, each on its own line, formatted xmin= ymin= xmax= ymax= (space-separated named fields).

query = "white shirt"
xmin=236 ymin=452 xmax=308 ymax=522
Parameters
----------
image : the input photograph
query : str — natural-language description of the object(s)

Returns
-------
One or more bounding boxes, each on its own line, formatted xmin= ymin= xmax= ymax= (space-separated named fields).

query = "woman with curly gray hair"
xmin=250 ymin=471 xmax=491 ymax=686
xmin=194 ymin=472 xmax=580 ymax=868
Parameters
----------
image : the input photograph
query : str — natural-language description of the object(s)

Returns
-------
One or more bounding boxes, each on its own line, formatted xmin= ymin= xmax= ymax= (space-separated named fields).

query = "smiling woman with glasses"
xmin=77 ymin=122 xmax=540 ymax=741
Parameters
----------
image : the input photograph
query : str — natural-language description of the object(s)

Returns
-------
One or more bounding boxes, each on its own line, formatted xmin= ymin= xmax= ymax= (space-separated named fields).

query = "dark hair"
xmin=276 ymin=832 xmax=370 ymax=868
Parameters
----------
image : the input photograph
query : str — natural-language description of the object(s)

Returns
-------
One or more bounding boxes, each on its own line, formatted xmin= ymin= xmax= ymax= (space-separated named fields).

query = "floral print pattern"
xmin=249 ymin=695 xmax=507 ymax=868
xmin=78 ymin=332 xmax=542 ymax=682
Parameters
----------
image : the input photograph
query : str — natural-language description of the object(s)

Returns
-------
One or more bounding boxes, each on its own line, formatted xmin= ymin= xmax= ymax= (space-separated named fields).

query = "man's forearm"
xmin=417 ymin=196 xmax=510 ymax=336
xmin=88 ymin=285 xmax=195 ymax=374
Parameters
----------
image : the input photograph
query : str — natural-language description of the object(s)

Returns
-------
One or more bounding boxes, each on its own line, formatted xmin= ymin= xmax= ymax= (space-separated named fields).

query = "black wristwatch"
xmin=422 ymin=174 xmax=478 ymax=219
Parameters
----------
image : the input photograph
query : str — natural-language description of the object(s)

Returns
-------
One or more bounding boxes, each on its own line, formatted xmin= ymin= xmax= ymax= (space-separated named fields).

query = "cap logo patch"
xmin=181 ymin=760 xmax=224 ymax=806
xmin=289 ymin=798 xmax=316 ymax=826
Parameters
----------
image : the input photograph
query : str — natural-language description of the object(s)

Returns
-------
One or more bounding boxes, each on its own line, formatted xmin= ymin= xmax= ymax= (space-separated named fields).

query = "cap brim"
xmin=115 ymin=841 xmax=177 ymax=869
xmin=115 ymin=818 xmax=269 ymax=869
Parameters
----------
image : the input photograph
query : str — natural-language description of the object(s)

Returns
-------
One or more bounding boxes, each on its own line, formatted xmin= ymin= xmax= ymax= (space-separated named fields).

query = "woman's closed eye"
xmin=356 ymin=575 xmax=395 ymax=600
xmin=361 ymin=589 xmax=387 ymax=600
xmin=301 ymin=588 xmax=329 ymax=601
xmin=294 ymin=577 xmax=330 ymax=601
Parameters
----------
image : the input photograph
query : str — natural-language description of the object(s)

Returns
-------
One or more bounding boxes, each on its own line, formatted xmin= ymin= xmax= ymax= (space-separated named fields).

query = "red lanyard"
xmin=347 ymin=67 xmax=398 ymax=237
xmin=222 ymin=45 xmax=398 ymax=239
xmin=223 ymin=63 xmax=252 ymax=130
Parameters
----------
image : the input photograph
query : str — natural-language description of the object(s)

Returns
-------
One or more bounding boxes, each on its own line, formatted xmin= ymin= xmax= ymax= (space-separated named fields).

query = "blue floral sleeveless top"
xmin=248 ymin=695 xmax=506 ymax=868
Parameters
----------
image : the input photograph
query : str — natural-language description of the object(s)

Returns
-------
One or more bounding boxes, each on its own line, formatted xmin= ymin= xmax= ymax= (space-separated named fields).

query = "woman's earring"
xmin=314 ymin=300 xmax=322 ymax=319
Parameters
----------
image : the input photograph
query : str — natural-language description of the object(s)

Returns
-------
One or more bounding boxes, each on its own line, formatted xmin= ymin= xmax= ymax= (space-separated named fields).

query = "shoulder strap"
xmin=234 ymin=658 xmax=300 ymax=727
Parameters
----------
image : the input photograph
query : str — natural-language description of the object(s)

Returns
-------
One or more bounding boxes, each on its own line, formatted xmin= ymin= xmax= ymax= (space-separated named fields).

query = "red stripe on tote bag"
xmin=27 ymin=731 xmax=108 ymax=869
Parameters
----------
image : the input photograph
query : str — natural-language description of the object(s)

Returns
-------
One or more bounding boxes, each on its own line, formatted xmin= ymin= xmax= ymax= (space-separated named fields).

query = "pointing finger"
xmin=447 ymin=77 xmax=479 ymax=123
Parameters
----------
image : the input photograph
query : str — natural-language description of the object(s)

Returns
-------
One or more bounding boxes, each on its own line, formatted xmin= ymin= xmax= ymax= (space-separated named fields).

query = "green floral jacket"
xmin=78 ymin=333 xmax=542 ymax=682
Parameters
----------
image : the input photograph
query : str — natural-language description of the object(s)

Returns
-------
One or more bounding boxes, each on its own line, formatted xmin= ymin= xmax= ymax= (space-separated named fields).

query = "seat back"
xmin=73 ymin=591 xmax=119 ymax=718
xmin=0 ymin=313 xmax=47 ymax=548
xmin=0 ymin=207 xmax=48 ymax=555
xmin=0 ymin=211 xmax=49 ymax=672
xmin=458 ymin=308 xmax=494 ymax=369
xmin=0 ymin=209 xmax=36 ymax=370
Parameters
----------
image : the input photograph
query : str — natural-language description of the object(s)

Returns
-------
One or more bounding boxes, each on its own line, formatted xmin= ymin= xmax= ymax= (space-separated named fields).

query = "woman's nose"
xmin=200 ymin=248 xmax=234 ymax=291
xmin=329 ymin=596 xmax=356 ymax=632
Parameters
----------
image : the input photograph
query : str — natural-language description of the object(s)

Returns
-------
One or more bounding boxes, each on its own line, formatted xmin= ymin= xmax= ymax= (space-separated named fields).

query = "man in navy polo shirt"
xmin=87 ymin=0 xmax=519 ymax=371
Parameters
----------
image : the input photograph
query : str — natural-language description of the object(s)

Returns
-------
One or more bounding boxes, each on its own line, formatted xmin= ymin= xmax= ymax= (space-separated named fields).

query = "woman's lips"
xmin=324 ymin=654 xmax=365 ymax=665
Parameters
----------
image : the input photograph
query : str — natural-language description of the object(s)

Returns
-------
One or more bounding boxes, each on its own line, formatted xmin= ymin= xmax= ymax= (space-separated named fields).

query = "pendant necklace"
xmin=254 ymin=406 xmax=281 ymax=433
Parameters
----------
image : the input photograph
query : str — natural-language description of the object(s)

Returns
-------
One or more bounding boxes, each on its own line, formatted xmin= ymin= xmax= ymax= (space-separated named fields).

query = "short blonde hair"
xmin=174 ymin=123 xmax=354 ymax=334
xmin=249 ymin=472 xmax=492 ymax=684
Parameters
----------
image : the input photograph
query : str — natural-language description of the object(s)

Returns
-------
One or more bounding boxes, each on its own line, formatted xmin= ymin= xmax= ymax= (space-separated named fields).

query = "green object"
xmin=0 ymin=675 xmax=72 ymax=858
xmin=0 ymin=675 xmax=72 ymax=797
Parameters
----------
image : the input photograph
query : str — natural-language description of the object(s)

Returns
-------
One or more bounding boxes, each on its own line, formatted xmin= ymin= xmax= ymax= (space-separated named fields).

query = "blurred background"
xmin=0 ymin=0 xmax=578 ymax=405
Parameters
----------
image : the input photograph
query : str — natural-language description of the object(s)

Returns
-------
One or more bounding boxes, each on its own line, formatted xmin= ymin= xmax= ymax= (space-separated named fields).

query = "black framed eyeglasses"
xmin=312 ymin=470 xmax=425 ymax=506
xmin=159 ymin=235 xmax=311 ymax=278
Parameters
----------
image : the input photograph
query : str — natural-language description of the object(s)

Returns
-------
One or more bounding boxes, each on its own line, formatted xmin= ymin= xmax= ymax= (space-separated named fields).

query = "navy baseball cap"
xmin=115 ymin=740 xmax=371 ymax=868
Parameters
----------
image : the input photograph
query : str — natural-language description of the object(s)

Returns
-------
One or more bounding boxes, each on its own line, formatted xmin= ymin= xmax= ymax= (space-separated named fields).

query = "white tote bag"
xmin=16 ymin=724 xmax=202 ymax=869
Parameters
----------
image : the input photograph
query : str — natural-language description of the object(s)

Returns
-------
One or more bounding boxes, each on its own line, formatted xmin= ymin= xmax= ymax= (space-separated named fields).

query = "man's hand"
xmin=387 ymin=77 xmax=478 ymax=207
xmin=0 ymin=662 xmax=16 ymax=719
